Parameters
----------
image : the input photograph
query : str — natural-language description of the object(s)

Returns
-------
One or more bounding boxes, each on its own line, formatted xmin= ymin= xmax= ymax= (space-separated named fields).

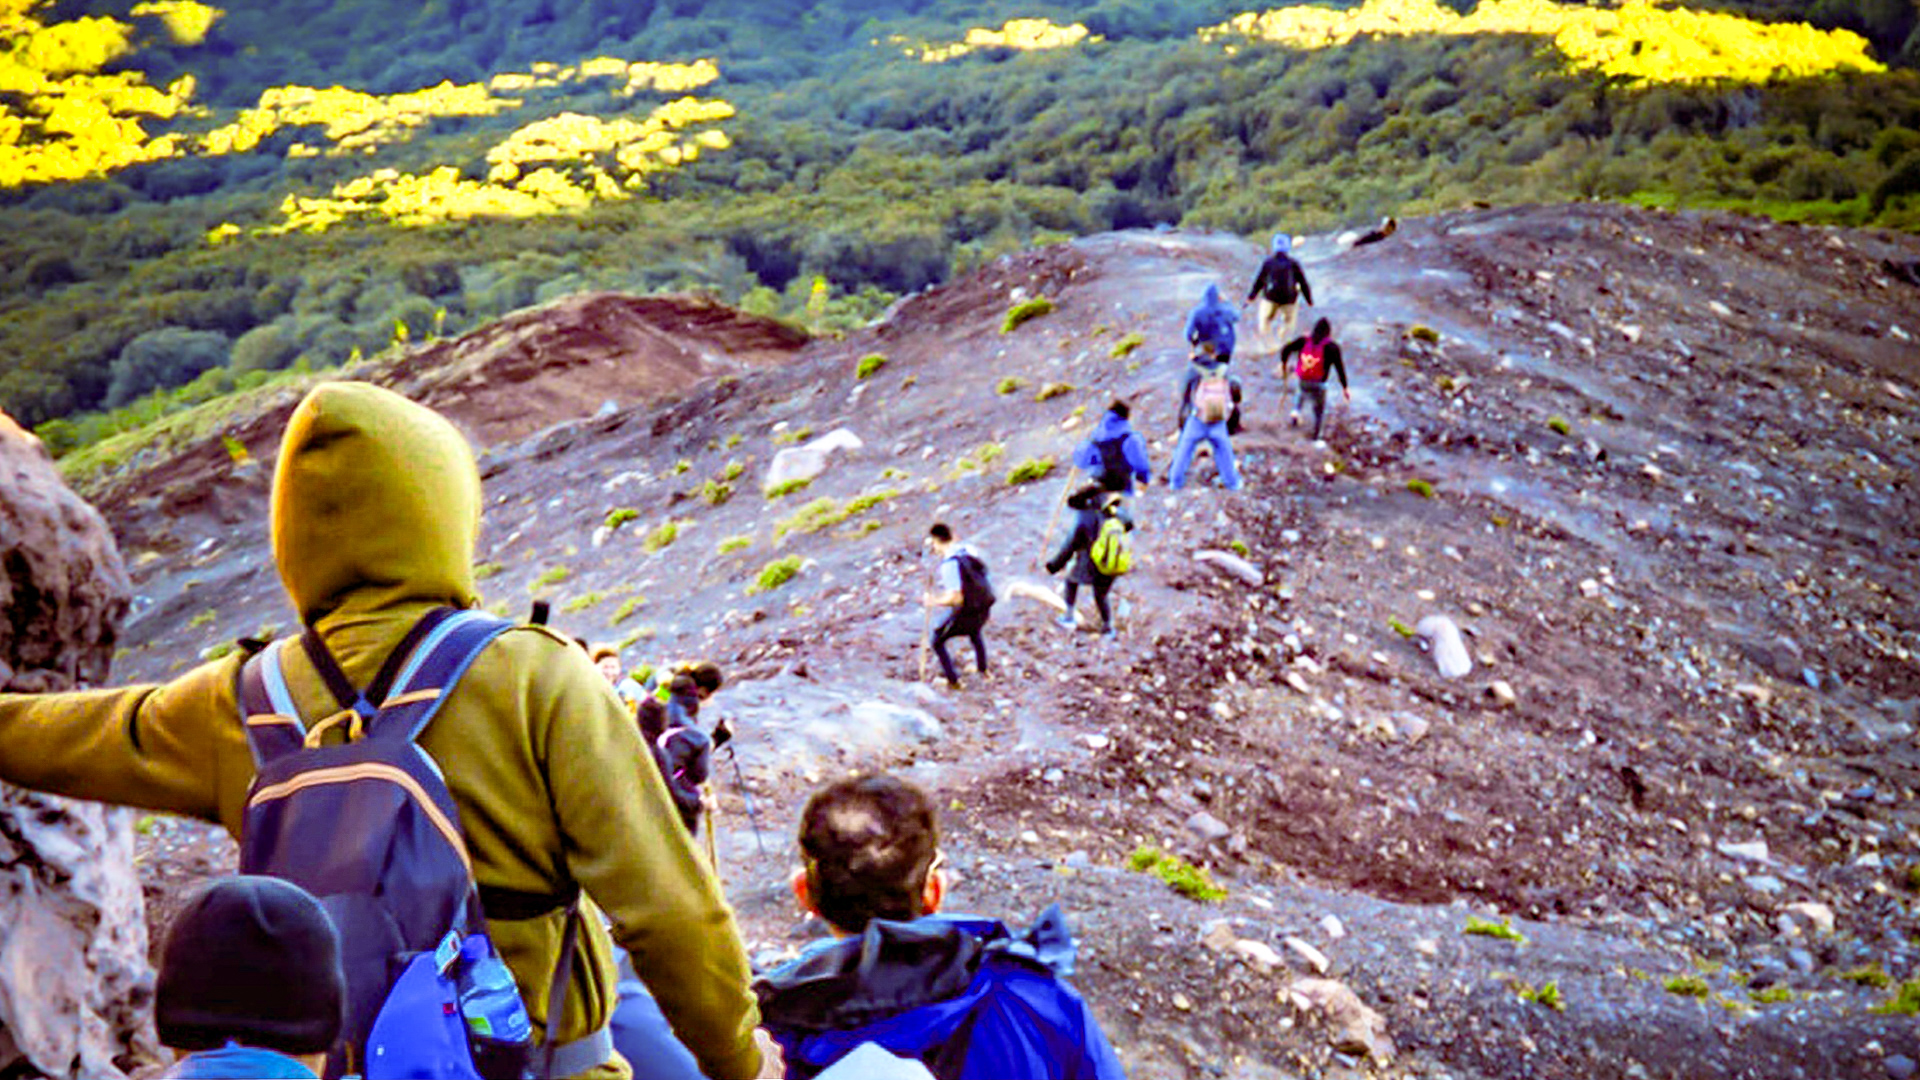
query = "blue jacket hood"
xmin=1092 ymin=410 xmax=1132 ymax=441
xmin=1272 ymin=233 xmax=1291 ymax=254
xmin=1201 ymin=283 xmax=1222 ymax=306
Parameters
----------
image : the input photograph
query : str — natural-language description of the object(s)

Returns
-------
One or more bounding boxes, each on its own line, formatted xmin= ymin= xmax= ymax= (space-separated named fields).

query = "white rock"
xmin=1287 ymin=978 xmax=1394 ymax=1065
xmin=1319 ymin=914 xmax=1347 ymax=940
xmin=1285 ymin=671 xmax=1311 ymax=695
xmin=1200 ymin=920 xmax=1237 ymax=953
xmin=1186 ymin=811 xmax=1231 ymax=843
xmin=591 ymin=524 xmax=612 ymax=549
xmin=764 ymin=446 xmax=830 ymax=492
xmin=1232 ymin=939 xmax=1283 ymax=970
xmin=1284 ymin=936 xmax=1330 ymax=974
xmin=1487 ymin=680 xmax=1517 ymax=708
xmin=1414 ymin=615 xmax=1473 ymax=679
xmin=1398 ymin=714 xmax=1432 ymax=744
xmin=1084 ymin=734 xmax=1110 ymax=751
xmin=1414 ymin=938 xmax=1439 ymax=958
xmin=803 ymin=427 xmax=865 ymax=456
xmin=1784 ymin=902 xmax=1835 ymax=935
xmin=1194 ymin=550 xmax=1264 ymax=586
xmin=1708 ymin=300 xmax=1734 ymax=319
xmin=1019 ymin=830 xmax=1041 ymax=845
xmin=1172 ymin=991 xmax=1192 ymax=1011
xmin=1717 ymin=839 xmax=1771 ymax=863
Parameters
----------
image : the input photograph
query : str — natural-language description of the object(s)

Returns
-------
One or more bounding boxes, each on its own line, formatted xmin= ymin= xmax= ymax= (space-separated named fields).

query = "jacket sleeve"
xmin=1183 ymin=309 xmax=1201 ymax=342
xmin=1279 ymin=336 xmax=1304 ymax=365
xmin=536 ymin=660 xmax=760 ymax=1079
xmin=1176 ymin=373 xmax=1197 ymax=431
xmin=1123 ymin=433 xmax=1151 ymax=481
xmin=1327 ymin=342 xmax=1348 ymax=389
xmin=1072 ymin=437 xmax=1099 ymax=472
xmin=1297 ymin=265 xmax=1314 ymax=306
xmin=1045 ymin=518 xmax=1082 ymax=575
xmin=1246 ymin=262 xmax=1268 ymax=302
xmin=0 ymin=656 xmax=248 ymax=830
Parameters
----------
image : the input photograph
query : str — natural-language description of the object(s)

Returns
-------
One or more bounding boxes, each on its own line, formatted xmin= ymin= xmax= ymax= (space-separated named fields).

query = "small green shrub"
xmin=766 ymin=477 xmax=813 ymax=499
xmin=1110 ymin=332 xmax=1145 ymax=358
xmin=561 ymin=591 xmax=602 ymax=614
xmin=672 ymin=459 xmax=691 ymax=474
xmin=723 ymin=432 xmax=743 ymax=449
xmin=718 ymin=535 xmax=751 ymax=555
xmin=1463 ymin=915 xmax=1526 ymax=944
xmin=1871 ymin=979 xmax=1920 ymax=1016
xmin=610 ymin=596 xmax=646 ymax=624
xmin=1034 ymin=381 xmax=1073 ymax=402
xmin=1002 ymin=295 xmax=1055 ymax=333
xmin=188 ymin=609 xmax=216 ymax=630
xmin=976 ymin=443 xmax=1005 ymax=464
xmin=719 ymin=460 xmax=745 ymax=483
xmin=856 ymin=353 xmax=888 ymax=379
xmin=880 ymin=467 xmax=909 ymax=480
xmin=1547 ymin=415 xmax=1572 ymax=436
xmin=996 ymin=377 xmax=1025 ymax=395
xmin=774 ymin=490 xmax=897 ymax=540
xmin=901 ymin=375 xmax=918 ymax=389
xmin=701 ymin=480 xmax=733 ymax=506
xmin=850 ymin=519 xmax=883 ymax=537
xmin=1006 ymin=457 xmax=1054 ymax=485
xmin=1518 ymin=981 xmax=1565 ymax=1012
xmin=1228 ymin=539 xmax=1249 ymax=556
xmin=1126 ymin=846 xmax=1226 ymax=903
xmin=203 ymin=641 xmax=236 ymax=661
xmin=773 ymin=425 xmax=814 ymax=445
xmin=221 ymin=435 xmax=249 ymax=464
xmin=1749 ymin=985 xmax=1794 ymax=1004
xmin=1842 ymin=963 xmax=1893 ymax=989
xmin=1408 ymin=324 xmax=1440 ymax=344
xmin=605 ymin=507 xmax=639 ymax=530
xmin=533 ymin=566 xmax=570 ymax=589
xmin=1664 ymin=975 xmax=1710 ymax=997
xmin=1389 ymin=617 xmax=1416 ymax=638
xmin=1407 ymin=478 xmax=1435 ymax=498
xmin=748 ymin=555 xmax=803 ymax=594
xmin=643 ymin=521 xmax=681 ymax=553
xmin=474 ymin=561 xmax=505 ymax=579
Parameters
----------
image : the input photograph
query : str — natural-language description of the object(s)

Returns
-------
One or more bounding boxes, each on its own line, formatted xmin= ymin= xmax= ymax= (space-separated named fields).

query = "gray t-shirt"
xmin=937 ymin=543 xmax=985 ymax=595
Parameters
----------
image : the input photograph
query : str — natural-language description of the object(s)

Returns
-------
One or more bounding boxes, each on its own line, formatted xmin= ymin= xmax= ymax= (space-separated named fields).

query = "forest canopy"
xmin=3 ymin=0 xmax=1918 ymax=442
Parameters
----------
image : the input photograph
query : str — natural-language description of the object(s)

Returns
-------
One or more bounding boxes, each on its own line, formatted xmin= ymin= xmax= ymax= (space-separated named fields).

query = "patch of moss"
xmin=605 ymin=507 xmax=639 ymax=530
xmin=1408 ymin=324 xmax=1440 ymax=344
xmin=618 ymin=627 xmax=655 ymax=650
xmin=766 ymin=477 xmax=813 ymax=500
xmin=856 ymin=353 xmax=888 ymax=379
xmin=1228 ymin=539 xmax=1249 ymax=556
xmin=1841 ymin=963 xmax=1893 ymax=989
xmin=701 ymin=480 xmax=733 ymax=506
xmin=672 ymin=459 xmax=691 ymax=475
xmin=1407 ymin=478 xmax=1435 ymax=498
xmin=718 ymin=535 xmax=752 ymax=555
xmin=1663 ymin=975 xmax=1710 ymax=998
xmin=561 ymin=591 xmax=602 ymax=614
xmin=1517 ymin=980 xmax=1565 ymax=1012
xmin=773 ymin=425 xmax=814 ymax=445
xmin=1035 ymin=381 xmax=1073 ymax=402
xmin=610 ymin=596 xmax=646 ymax=624
xmin=748 ymin=555 xmax=803 ymax=594
xmin=975 ymin=442 xmax=1005 ymax=464
xmin=1126 ymin=846 xmax=1227 ymax=903
xmin=474 ymin=561 xmax=505 ymax=579
xmin=1463 ymin=915 xmax=1527 ymax=944
xmin=774 ymin=490 xmax=898 ymax=541
xmin=849 ymin=519 xmax=884 ymax=537
xmin=1389 ymin=617 xmax=1416 ymax=638
xmin=1110 ymin=331 xmax=1145 ymax=358
xmin=1547 ymin=415 xmax=1573 ymax=436
xmin=532 ymin=566 xmax=570 ymax=589
xmin=1871 ymin=979 xmax=1920 ymax=1016
xmin=1006 ymin=457 xmax=1054 ymax=485
xmin=719 ymin=460 xmax=745 ymax=483
xmin=203 ymin=641 xmax=236 ymax=661
xmin=996 ymin=376 xmax=1025 ymax=396
xmin=1002 ymin=295 xmax=1056 ymax=334
xmin=723 ymin=432 xmax=743 ymax=449
xmin=643 ymin=521 xmax=681 ymax=553
xmin=188 ymin=609 xmax=216 ymax=630
xmin=1748 ymin=985 xmax=1794 ymax=1004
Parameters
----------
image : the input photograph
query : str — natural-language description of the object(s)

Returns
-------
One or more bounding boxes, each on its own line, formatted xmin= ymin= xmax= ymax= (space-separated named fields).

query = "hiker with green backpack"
xmin=1045 ymin=484 xmax=1134 ymax=638
xmin=0 ymin=383 xmax=777 ymax=1080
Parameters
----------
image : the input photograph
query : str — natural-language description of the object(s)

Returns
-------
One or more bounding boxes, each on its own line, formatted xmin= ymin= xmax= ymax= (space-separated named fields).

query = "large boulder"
xmin=0 ymin=413 xmax=158 ymax=1078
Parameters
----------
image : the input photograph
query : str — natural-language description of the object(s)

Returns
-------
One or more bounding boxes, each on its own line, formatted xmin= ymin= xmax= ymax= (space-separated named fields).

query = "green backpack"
xmin=1089 ymin=511 xmax=1132 ymax=577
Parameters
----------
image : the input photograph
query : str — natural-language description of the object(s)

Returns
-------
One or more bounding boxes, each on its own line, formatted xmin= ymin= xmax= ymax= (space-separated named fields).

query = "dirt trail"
xmin=107 ymin=205 xmax=1920 ymax=1079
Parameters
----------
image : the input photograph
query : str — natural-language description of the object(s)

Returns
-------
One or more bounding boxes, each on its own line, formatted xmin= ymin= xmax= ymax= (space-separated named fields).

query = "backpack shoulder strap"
xmin=368 ymin=609 xmax=516 ymax=745
xmin=239 ymin=640 xmax=308 ymax=767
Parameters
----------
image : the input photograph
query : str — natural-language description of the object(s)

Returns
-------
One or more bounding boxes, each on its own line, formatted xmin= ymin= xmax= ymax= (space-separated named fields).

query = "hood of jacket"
xmin=271 ymin=381 xmax=481 ymax=625
xmin=1201 ymin=282 xmax=1223 ymax=307
xmin=1272 ymin=233 xmax=1291 ymax=254
xmin=1092 ymin=410 xmax=1133 ymax=442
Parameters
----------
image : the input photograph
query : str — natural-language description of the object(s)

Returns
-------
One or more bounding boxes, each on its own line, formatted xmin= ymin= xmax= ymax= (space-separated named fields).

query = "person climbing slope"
xmin=1072 ymin=400 xmax=1152 ymax=495
xmin=1279 ymin=316 xmax=1351 ymax=442
xmin=1168 ymin=352 xmax=1242 ymax=492
xmin=1045 ymin=484 xmax=1133 ymax=639
xmin=922 ymin=524 xmax=994 ymax=690
xmin=1245 ymin=234 xmax=1313 ymax=361
xmin=1184 ymin=282 xmax=1239 ymax=363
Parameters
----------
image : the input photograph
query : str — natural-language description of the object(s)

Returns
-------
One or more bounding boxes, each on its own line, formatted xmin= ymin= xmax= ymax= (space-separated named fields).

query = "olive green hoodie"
xmin=0 ymin=382 xmax=761 ymax=1079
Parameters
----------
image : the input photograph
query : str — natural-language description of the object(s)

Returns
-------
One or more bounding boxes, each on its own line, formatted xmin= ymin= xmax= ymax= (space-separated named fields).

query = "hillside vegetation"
xmin=4 ymin=0 xmax=1918 ymax=443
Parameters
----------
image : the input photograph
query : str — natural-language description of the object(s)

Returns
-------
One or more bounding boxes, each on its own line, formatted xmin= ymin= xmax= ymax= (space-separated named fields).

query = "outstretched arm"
xmin=1297 ymin=267 xmax=1314 ymax=307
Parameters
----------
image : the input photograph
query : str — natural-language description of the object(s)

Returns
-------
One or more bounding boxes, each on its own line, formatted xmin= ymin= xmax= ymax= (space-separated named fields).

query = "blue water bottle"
xmin=457 ymin=935 xmax=534 ymax=1049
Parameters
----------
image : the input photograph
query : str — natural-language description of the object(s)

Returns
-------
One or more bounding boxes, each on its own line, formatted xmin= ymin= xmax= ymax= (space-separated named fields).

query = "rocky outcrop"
xmin=0 ymin=413 xmax=157 ymax=1078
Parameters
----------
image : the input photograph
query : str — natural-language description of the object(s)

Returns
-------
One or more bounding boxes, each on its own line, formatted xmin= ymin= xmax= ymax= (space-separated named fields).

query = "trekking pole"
xmin=700 ymin=781 xmax=722 ymax=882
xmin=715 ymin=731 xmax=768 ymax=858
xmin=918 ymin=601 xmax=932 ymax=683
xmin=1036 ymin=464 xmax=1076 ymax=567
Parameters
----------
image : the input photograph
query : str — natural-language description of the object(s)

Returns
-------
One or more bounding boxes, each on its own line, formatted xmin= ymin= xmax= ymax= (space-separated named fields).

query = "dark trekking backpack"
xmin=237 ymin=608 xmax=558 ymax=1080
xmin=1091 ymin=436 xmax=1131 ymax=491
xmin=1262 ymin=253 xmax=1301 ymax=305
xmin=952 ymin=552 xmax=996 ymax=615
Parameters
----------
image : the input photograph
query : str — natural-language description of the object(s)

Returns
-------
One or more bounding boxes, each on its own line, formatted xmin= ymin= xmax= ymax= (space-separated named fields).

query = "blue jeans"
xmin=1169 ymin=416 xmax=1240 ymax=490
xmin=612 ymin=954 xmax=708 ymax=1080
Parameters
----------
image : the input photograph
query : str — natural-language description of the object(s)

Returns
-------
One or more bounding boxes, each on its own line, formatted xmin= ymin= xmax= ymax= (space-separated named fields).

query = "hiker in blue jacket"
xmin=755 ymin=774 xmax=1125 ymax=1080
xmin=1072 ymin=400 xmax=1152 ymax=494
xmin=1184 ymin=283 xmax=1238 ymax=362
xmin=1167 ymin=356 xmax=1242 ymax=492
xmin=1046 ymin=484 xmax=1132 ymax=638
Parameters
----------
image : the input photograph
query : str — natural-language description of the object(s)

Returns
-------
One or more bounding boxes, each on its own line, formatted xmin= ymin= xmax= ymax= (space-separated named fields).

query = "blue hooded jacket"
xmin=1073 ymin=410 xmax=1151 ymax=493
xmin=1183 ymin=284 xmax=1237 ymax=359
xmin=755 ymin=907 xmax=1125 ymax=1080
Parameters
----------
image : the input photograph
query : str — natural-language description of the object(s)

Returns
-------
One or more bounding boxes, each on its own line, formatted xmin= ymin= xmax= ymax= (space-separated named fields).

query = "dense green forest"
xmin=4 ymin=0 xmax=1920 ymax=449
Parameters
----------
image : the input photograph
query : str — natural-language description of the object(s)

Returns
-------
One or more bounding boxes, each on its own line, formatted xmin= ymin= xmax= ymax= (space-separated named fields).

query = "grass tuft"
xmin=1407 ymin=478 xmax=1435 ymax=498
xmin=474 ymin=561 xmax=505 ymax=579
xmin=1034 ymin=381 xmax=1073 ymax=402
xmin=765 ymin=477 xmax=813 ymax=500
xmin=1517 ymin=980 xmax=1565 ymax=1012
xmin=774 ymin=490 xmax=898 ymax=541
xmin=1389 ymin=616 xmax=1416 ymax=638
xmin=1408 ymin=324 xmax=1440 ymax=344
xmin=1463 ymin=915 xmax=1527 ymax=944
xmin=1126 ymin=846 xmax=1226 ymax=903
xmin=610 ymin=596 xmax=645 ymax=624
xmin=1002 ymin=295 xmax=1055 ymax=333
xmin=856 ymin=353 xmax=888 ymax=379
xmin=996 ymin=376 xmax=1025 ymax=395
xmin=532 ymin=566 xmax=570 ymax=590
xmin=605 ymin=507 xmax=639 ymax=530
xmin=748 ymin=555 xmax=803 ymax=594
xmin=1748 ymin=985 xmax=1794 ymax=1005
xmin=642 ymin=520 xmax=681 ymax=553
xmin=1842 ymin=963 xmax=1893 ymax=989
xmin=1871 ymin=979 xmax=1920 ymax=1016
xmin=1547 ymin=415 xmax=1573 ymax=436
xmin=1110 ymin=331 xmax=1145 ymax=358
xmin=718 ymin=535 xmax=751 ymax=555
xmin=701 ymin=480 xmax=733 ymax=506
xmin=561 ymin=591 xmax=602 ymax=614
xmin=1006 ymin=457 xmax=1054 ymax=485
xmin=1663 ymin=975 xmax=1710 ymax=998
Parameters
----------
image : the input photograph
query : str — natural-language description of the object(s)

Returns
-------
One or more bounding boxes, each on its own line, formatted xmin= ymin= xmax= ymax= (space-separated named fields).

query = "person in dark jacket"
xmin=1168 ymin=356 xmax=1242 ymax=492
xmin=1046 ymin=485 xmax=1132 ymax=637
xmin=1279 ymin=316 xmax=1351 ymax=442
xmin=1183 ymin=282 xmax=1238 ymax=362
xmin=638 ymin=670 xmax=715 ymax=837
xmin=755 ymin=774 xmax=1125 ymax=1080
xmin=1071 ymin=400 xmax=1152 ymax=494
xmin=1245 ymin=234 xmax=1313 ymax=362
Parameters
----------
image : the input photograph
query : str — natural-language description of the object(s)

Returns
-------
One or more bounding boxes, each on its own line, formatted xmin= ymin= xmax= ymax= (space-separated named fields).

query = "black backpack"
xmin=952 ymin=552 xmax=996 ymax=615
xmin=1262 ymin=253 xmax=1300 ymax=305
xmin=1092 ymin=435 xmax=1131 ymax=491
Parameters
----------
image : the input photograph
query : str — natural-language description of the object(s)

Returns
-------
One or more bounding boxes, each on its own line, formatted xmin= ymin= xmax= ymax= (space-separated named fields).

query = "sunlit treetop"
xmin=1202 ymin=0 xmax=1884 ymax=84
xmin=889 ymin=18 xmax=1100 ymax=63
xmin=130 ymin=1 xmax=223 ymax=47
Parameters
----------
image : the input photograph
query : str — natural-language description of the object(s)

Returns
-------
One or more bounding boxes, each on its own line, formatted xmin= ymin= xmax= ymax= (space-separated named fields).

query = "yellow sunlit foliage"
xmin=131 ymin=1 xmax=223 ymax=47
xmin=1201 ymin=0 xmax=1883 ymax=84
xmin=896 ymin=18 xmax=1100 ymax=62
xmin=198 ymin=81 xmax=521 ymax=157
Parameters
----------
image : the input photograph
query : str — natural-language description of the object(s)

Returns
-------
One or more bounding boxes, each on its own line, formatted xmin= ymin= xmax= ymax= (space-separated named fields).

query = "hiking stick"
xmin=1037 ymin=464 xmax=1076 ymax=567
xmin=721 ymin=743 xmax=769 ymax=858
xmin=918 ymin=601 xmax=931 ymax=683
xmin=700 ymin=781 xmax=721 ymax=881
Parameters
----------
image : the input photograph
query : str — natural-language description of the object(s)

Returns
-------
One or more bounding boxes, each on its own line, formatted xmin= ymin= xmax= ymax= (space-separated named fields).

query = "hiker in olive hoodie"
xmin=0 ymin=383 xmax=770 ymax=1080
xmin=1045 ymin=484 xmax=1132 ymax=638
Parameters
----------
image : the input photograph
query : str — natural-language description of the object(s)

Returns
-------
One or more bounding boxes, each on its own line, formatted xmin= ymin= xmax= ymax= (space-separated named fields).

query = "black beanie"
xmin=156 ymin=876 xmax=346 ymax=1055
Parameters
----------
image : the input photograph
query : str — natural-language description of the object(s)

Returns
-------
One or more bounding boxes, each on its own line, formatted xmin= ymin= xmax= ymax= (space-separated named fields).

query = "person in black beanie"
xmin=156 ymin=876 xmax=345 ymax=1080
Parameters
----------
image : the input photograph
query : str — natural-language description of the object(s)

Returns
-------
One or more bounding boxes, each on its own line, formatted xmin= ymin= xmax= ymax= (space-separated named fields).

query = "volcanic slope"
xmin=104 ymin=204 xmax=1920 ymax=1079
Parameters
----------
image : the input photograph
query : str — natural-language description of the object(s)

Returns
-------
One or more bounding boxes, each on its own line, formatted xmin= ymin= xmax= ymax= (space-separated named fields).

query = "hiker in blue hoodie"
xmin=755 ymin=773 xmax=1125 ymax=1080
xmin=1184 ymin=282 xmax=1238 ymax=362
xmin=1167 ymin=353 xmax=1242 ymax=492
xmin=1072 ymin=400 xmax=1152 ymax=494
xmin=1245 ymin=233 xmax=1313 ymax=362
